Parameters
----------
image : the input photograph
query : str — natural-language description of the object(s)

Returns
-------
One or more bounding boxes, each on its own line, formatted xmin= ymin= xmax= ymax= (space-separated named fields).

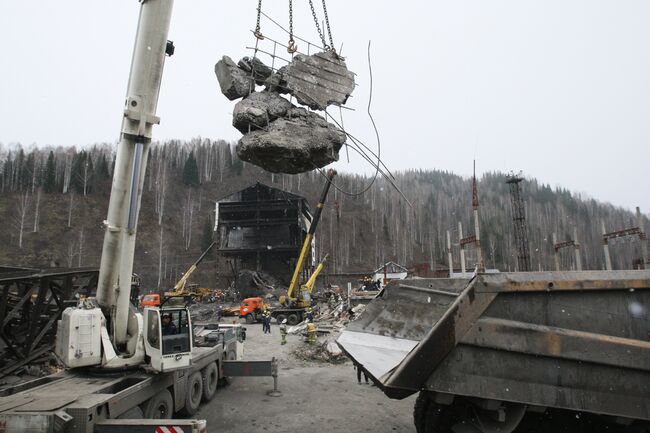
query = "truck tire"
xmin=201 ymin=362 xmax=219 ymax=402
xmin=287 ymin=313 xmax=299 ymax=326
xmin=245 ymin=314 xmax=255 ymax=324
xmin=180 ymin=371 xmax=203 ymax=416
xmin=275 ymin=314 xmax=287 ymax=324
xmin=413 ymin=392 xmax=430 ymax=433
xmin=117 ymin=406 xmax=144 ymax=419
xmin=141 ymin=389 xmax=173 ymax=419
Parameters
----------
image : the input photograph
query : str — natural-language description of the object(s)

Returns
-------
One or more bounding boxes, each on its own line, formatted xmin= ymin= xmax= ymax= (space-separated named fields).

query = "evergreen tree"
xmin=231 ymin=155 xmax=243 ymax=176
xmin=383 ymin=214 xmax=390 ymax=240
xmin=97 ymin=154 xmax=110 ymax=179
xmin=200 ymin=216 xmax=214 ymax=258
xmin=43 ymin=151 xmax=57 ymax=193
xmin=182 ymin=151 xmax=200 ymax=186
xmin=2 ymin=154 xmax=13 ymax=192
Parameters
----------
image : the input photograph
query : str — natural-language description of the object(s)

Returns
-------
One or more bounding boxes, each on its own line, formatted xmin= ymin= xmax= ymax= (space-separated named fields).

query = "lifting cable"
xmin=254 ymin=0 xmax=264 ymax=40
xmin=308 ymin=0 xmax=336 ymax=53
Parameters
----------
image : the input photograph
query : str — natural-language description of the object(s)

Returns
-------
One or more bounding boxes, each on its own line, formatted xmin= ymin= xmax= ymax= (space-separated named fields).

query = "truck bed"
xmin=337 ymin=271 xmax=650 ymax=422
xmin=0 ymin=345 xmax=222 ymax=432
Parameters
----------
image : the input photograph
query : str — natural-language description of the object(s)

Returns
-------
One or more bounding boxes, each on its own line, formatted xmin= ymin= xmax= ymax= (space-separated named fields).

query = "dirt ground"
xmin=196 ymin=320 xmax=416 ymax=433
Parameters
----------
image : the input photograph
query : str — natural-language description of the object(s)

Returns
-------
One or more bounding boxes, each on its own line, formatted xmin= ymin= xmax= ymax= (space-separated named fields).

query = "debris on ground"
xmin=235 ymin=269 xmax=279 ymax=298
xmin=291 ymin=340 xmax=347 ymax=364
xmin=215 ymin=52 xmax=354 ymax=174
xmin=189 ymin=303 xmax=224 ymax=322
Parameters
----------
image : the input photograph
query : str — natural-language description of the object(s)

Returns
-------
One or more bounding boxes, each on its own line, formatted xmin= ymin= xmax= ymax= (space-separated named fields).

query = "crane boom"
xmin=286 ymin=169 xmax=336 ymax=301
xmin=95 ymin=0 xmax=174 ymax=347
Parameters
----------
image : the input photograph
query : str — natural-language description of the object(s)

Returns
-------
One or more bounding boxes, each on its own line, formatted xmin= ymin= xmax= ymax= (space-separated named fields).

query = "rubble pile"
xmin=188 ymin=303 xmax=224 ymax=322
xmin=234 ymin=269 xmax=281 ymax=298
xmin=287 ymin=298 xmax=366 ymax=364
xmin=215 ymin=51 xmax=355 ymax=174
xmin=291 ymin=340 xmax=347 ymax=364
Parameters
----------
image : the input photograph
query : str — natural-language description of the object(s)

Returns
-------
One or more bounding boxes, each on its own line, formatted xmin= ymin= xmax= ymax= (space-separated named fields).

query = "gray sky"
xmin=1 ymin=1 xmax=649 ymax=212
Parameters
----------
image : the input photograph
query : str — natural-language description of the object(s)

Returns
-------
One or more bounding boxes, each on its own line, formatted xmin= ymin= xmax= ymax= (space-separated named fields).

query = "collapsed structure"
xmin=215 ymin=183 xmax=314 ymax=294
xmin=215 ymin=52 xmax=355 ymax=174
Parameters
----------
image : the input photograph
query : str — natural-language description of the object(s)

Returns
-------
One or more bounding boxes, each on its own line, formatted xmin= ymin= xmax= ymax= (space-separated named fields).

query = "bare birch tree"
xmin=15 ymin=191 xmax=30 ymax=248
xmin=67 ymin=192 xmax=75 ymax=228
xmin=32 ymin=188 xmax=41 ymax=232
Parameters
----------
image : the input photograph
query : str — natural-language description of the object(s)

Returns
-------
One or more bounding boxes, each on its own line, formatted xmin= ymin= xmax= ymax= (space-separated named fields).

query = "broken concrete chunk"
xmin=215 ymin=55 xmax=254 ymax=100
xmin=279 ymin=51 xmax=355 ymax=110
xmin=237 ymin=108 xmax=346 ymax=174
xmin=238 ymin=56 xmax=273 ymax=85
xmin=232 ymin=91 xmax=293 ymax=134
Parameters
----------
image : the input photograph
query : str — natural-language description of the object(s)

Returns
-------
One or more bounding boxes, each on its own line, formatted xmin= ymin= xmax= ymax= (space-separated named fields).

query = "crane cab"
xmin=143 ymin=307 xmax=192 ymax=372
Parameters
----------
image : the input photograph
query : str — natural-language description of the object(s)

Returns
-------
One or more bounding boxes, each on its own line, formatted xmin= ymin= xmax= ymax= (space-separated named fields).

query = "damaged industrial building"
xmin=215 ymin=182 xmax=315 ymax=296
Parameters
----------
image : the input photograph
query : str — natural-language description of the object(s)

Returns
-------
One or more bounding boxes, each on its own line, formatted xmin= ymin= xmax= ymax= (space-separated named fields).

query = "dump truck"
xmin=337 ymin=270 xmax=650 ymax=432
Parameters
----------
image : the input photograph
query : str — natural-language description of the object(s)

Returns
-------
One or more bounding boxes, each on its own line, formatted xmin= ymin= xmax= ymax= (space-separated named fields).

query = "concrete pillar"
xmin=458 ymin=222 xmax=466 ymax=275
xmin=447 ymin=230 xmax=453 ymax=278
xmin=553 ymin=233 xmax=560 ymax=271
xmin=573 ymin=226 xmax=582 ymax=271
xmin=602 ymin=220 xmax=612 ymax=270
xmin=473 ymin=208 xmax=484 ymax=271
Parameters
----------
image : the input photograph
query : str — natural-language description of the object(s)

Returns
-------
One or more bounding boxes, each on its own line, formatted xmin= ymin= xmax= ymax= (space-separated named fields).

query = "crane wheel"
xmin=287 ymin=314 xmax=299 ymax=326
xmin=180 ymin=371 xmax=203 ymax=416
xmin=275 ymin=314 xmax=287 ymax=324
xmin=201 ymin=362 xmax=219 ymax=402
xmin=141 ymin=389 xmax=174 ymax=419
xmin=117 ymin=406 xmax=144 ymax=419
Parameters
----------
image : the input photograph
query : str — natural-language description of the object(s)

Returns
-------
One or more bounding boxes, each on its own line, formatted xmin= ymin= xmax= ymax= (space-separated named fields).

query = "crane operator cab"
xmin=143 ymin=307 xmax=192 ymax=371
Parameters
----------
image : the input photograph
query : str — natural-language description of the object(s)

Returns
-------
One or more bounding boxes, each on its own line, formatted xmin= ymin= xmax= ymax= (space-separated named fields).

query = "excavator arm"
xmin=170 ymin=241 xmax=216 ymax=295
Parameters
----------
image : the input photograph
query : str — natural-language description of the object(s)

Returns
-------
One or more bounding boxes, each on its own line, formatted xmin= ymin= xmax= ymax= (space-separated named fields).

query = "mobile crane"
xmin=270 ymin=169 xmax=336 ymax=325
xmin=0 ymin=2 xmax=276 ymax=431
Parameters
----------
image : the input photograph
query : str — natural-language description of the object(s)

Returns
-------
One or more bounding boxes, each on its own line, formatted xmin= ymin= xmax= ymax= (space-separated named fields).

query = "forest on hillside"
xmin=0 ymin=139 xmax=647 ymax=290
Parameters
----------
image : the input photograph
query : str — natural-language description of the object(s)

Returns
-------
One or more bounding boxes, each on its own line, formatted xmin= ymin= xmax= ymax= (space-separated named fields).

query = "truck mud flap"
xmin=337 ymin=276 xmax=496 ymax=399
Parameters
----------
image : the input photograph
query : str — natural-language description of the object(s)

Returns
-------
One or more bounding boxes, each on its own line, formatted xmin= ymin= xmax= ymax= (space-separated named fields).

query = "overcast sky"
xmin=0 ymin=1 xmax=648 ymax=212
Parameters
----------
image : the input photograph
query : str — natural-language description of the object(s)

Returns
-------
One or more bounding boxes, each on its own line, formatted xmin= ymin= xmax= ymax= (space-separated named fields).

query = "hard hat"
xmin=282 ymin=319 xmax=287 ymax=324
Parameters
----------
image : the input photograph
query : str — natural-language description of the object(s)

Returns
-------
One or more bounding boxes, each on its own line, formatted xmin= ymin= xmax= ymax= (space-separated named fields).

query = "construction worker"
xmin=305 ymin=306 xmax=314 ymax=321
xmin=306 ymin=318 xmax=317 ymax=345
xmin=279 ymin=318 xmax=288 ymax=345
xmin=262 ymin=309 xmax=272 ymax=334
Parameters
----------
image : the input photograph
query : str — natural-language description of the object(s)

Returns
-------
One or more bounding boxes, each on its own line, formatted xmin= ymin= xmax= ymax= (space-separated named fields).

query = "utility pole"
xmin=447 ymin=230 xmax=453 ymax=278
xmin=458 ymin=222 xmax=466 ymax=275
xmin=506 ymin=173 xmax=531 ymax=272
xmin=459 ymin=161 xmax=485 ymax=272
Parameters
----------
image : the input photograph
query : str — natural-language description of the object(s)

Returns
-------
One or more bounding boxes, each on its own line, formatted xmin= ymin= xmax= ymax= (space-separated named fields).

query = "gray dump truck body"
xmin=337 ymin=271 xmax=650 ymax=427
